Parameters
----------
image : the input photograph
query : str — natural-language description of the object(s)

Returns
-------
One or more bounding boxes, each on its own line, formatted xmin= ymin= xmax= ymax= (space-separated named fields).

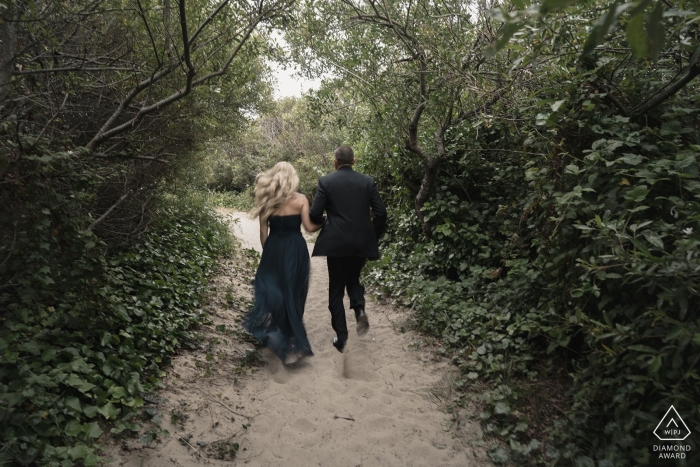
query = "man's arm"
xmin=309 ymin=179 xmax=327 ymax=225
xmin=369 ymin=179 xmax=387 ymax=239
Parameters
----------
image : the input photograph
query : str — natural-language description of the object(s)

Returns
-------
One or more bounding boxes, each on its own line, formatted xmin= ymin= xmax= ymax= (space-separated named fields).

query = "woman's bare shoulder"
xmin=295 ymin=192 xmax=309 ymax=205
xmin=276 ymin=193 xmax=306 ymax=215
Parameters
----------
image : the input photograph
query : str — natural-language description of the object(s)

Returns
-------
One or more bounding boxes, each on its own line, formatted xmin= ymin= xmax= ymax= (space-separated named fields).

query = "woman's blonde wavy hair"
xmin=252 ymin=161 xmax=299 ymax=221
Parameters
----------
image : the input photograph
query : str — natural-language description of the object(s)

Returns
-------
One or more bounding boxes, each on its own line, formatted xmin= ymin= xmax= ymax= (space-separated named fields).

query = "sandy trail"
xmin=105 ymin=210 xmax=486 ymax=466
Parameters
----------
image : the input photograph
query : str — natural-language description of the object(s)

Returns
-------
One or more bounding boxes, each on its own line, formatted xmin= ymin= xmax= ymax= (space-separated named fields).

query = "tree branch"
xmin=632 ymin=62 xmax=700 ymax=116
xmin=406 ymin=56 xmax=428 ymax=162
xmin=91 ymin=152 xmax=172 ymax=163
xmin=88 ymin=190 xmax=133 ymax=231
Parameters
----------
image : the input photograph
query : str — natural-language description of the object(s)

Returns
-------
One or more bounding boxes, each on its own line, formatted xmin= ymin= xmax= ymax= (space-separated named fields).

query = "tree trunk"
xmin=414 ymin=157 xmax=440 ymax=238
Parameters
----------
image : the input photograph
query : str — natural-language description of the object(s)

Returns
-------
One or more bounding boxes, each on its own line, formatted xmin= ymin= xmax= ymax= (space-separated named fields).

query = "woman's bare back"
xmin=259 ymin=193 xmax=320 ymax=247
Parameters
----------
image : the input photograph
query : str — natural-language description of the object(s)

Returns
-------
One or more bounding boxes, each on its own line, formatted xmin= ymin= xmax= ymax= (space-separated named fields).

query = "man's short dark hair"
xmin=335 ymin=146 xmax=354 ymax=165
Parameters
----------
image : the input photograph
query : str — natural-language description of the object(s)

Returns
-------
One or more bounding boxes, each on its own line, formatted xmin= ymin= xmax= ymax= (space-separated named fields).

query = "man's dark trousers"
xmin=327 ymin=256 xmax=366 ymax=342
xmin=309 ymin=166 xmax=387 ymax=345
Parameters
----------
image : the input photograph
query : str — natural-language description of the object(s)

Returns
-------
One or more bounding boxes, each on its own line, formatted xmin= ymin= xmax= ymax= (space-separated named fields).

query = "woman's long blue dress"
xmin=244 ymin=214 xmax=313 ymax=362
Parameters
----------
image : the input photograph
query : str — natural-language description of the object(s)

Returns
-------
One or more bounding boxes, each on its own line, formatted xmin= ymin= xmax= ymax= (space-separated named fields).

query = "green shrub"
xmin=0 ymin=194 xmax=232 ymax=466
xmin=205 ymin=188 xmax=255 ymax=211
xmin=364 ymin=82 xmax=700 ymax=466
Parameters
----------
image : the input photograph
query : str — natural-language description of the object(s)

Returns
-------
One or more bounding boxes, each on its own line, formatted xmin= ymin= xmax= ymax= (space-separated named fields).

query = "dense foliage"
xmin=3 ymin=0 xmax=699 ymax=465
xmin=0 ymin=195 xmax=233 ymax=466
xmin=195 ymin=97 xmax=342 ymax=206
xmin=289 ymin=0 xmax=700 ymax=464
xmin=0 ymin=1 xmax=290 ymax=464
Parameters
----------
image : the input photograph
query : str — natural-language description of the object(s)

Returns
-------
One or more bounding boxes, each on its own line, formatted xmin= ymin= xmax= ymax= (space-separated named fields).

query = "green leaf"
xmin=65 ymin=419 xmax=83 ymax=436
xmin=647 ymin=2 xmax=665 ymax=60
xmin=584 ymin=3 xmax=635 ymax=54
xmin=122 ymin=397 xmax=144 ymax=408
xmin=68 ymin=443 xmax=91 ymax=461
xmin=96 ymin=402 xmax=120 ymax=419
xmin=64 ymin=397 xmax=82 ymax=413
xmin=642 ymin=232 xmax=664 ymax=250
xmin=488 ymin=445 xmax=509 ymax=464
xmin=487 ymin=23 xmax=523 ymax=57
xmin=629 ymin=237 xmax=652 ymax=257
xmin=551 ymin=99 xmax=566 ymax=112
xmin=689 ymin=45 xmax=700 ymax=67
xmin=64 ymin=374 xmax=96 ymax=393
xmin=625 ymin=185 xmax=649 ymax=202
xmin=83 ymin=405 xmax=98 ymax=418
xmin=494 ymin=401 xmax=511 ymax=415
xmin=628 ymin=345 xmax=656 ymax=353
xmin=41 ymin=347 xmax=57 ymax=361
xmin=108 ymin=386 xmax=127 ymax=399
xmin=84 ymin=422 xmax=103 ymax=439
xmin=649 ymin=355 xmax=663 ymax=373
xmin=626 ymin=13 xmax=648 ymax=58
xmin=21 ymin=340 xmax=42 ymax=355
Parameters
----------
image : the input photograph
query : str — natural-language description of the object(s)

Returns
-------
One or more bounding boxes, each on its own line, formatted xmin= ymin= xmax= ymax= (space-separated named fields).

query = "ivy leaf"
xmin=494 ymin=402 xmax=511 ymax=415
xmin=21 ymin=340 xmax=42 ymax=355
xmin=551 ymin=99 xmax=566 ymax=112
xmin=68 ymin=444 xmax=91 ymax=462
xmin=536 ymin=113 xmax=551 ymax=126
xmin=488 ymin=445 xmax=509 ymax=464
xmin=83 ymin=405 xmax=98 ymax=418
xmin=96 ymin=402 xmax=120 ymax=420
xmin=63 ymin=374 xmax=96 ymax=393
xmin=108 ymin=386 xmax=127 ymax=399
xmin=64 ymin=397 xmax=82 ymax=413
xmin=84 ymin=422 xmax=103 ymax=439
xmin=65 ymin=419 xmax=83 ymax=436
xmin=625 ymin=185 xmax=649 ymax=203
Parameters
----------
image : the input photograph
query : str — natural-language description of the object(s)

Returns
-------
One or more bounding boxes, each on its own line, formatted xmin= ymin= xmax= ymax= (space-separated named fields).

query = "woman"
xmin=244 ymin=162 xmax=322 ymax=364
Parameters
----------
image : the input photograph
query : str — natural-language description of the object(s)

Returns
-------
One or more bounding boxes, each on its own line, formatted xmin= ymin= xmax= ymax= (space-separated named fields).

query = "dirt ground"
xmin=102 ymin=209 xmax=488 ymax=466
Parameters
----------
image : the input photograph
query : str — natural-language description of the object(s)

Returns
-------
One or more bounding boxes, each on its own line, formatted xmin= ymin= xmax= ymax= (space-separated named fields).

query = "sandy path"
xmin=105 ymin=210 xmax=487 ymax=466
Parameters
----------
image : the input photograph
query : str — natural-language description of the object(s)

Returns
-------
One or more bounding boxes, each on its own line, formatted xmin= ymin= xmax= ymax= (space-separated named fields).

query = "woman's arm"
xmin=300 ymin=195 xmax=322 ymax=232
xmin=259 ymin=216 xmax=269 ymax=247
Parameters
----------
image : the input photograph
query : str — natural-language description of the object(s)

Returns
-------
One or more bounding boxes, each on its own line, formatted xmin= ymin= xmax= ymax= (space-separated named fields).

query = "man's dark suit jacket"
xmin=309 ymin=166 xmax=387 ymax=260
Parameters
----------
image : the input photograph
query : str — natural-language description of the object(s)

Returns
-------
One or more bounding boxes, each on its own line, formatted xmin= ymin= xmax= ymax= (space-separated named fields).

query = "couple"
xmin=244 ymin=146 xmax=387 ymax=364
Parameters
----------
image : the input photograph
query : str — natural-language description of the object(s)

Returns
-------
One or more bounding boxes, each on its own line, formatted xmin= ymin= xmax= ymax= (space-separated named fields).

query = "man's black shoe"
xmin=355 ymin=308 xmax=369 ymax=336
xmin=332 ymin=336 xmax=346 ymax=353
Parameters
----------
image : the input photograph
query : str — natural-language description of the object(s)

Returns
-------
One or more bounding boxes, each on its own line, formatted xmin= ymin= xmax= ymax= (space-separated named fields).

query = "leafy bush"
xmin=199 ymin=96 xmax=339 ymax=203
xmin=0 ymin=194 xmax=232 ymax=466
xmin=206 ymin=188 xmax=255 ymax=211
xmin=368 ymin=101 xmax=700 ymax=465
xmin=363 ymin=55 xmax=700 ymax=466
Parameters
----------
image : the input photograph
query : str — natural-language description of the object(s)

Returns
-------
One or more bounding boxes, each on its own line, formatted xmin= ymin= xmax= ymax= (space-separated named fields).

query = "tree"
xmin=1 ymin=0 xmax=292 ymax=253
xmin=289 ymin=0 xmax=514 ymax=234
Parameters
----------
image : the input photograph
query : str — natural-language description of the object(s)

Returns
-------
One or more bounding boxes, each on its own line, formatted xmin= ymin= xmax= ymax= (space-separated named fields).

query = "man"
xmin=309 ymin=146 xmax=387 ymax=353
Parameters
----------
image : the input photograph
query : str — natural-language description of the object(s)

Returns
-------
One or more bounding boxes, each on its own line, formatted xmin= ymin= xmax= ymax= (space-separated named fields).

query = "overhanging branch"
xmin=632 ymin=63 xmax=700 ymax=116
